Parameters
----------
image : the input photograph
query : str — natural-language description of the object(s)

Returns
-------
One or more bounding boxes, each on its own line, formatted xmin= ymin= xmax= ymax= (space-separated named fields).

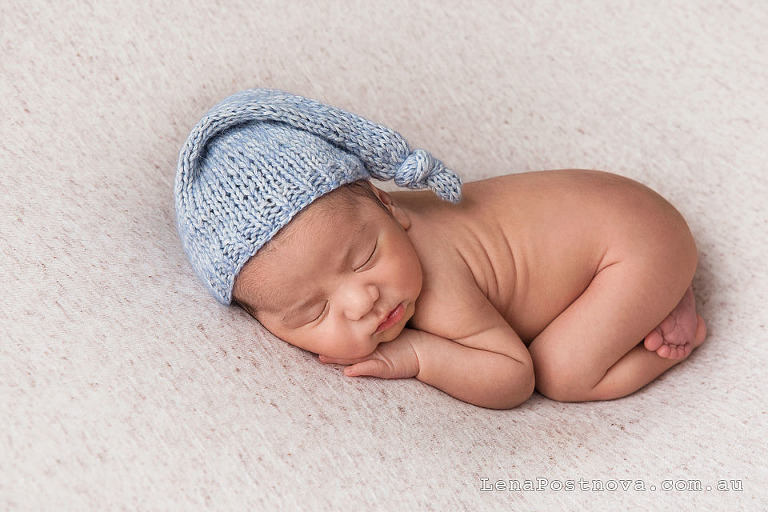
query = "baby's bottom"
xmin=528 ymin=258 xmax=706 ymax=402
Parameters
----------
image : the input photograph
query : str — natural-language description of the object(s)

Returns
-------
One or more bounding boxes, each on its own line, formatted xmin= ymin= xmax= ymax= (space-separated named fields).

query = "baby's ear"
xmin=371 ymin=185 xmax=411 ymax=230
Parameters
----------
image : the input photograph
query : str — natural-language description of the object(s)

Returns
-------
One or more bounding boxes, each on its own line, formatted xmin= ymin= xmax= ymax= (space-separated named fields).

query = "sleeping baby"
xmin=175 ymin=89 xmax=706 ymax=409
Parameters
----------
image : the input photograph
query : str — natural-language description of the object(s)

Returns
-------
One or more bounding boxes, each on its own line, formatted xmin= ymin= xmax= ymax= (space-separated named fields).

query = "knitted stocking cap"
xmin=175 ymin=88 xmax=462 ymax=304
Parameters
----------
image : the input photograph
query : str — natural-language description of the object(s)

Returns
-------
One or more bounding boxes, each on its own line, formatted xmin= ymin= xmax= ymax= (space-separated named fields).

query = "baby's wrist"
xmin=403 ymin=328 xmax=445 ymax=381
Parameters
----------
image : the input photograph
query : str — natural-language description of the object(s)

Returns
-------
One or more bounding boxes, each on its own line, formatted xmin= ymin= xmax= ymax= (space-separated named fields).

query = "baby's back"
xmin=395 ymin=170 xmax=688 ymax=342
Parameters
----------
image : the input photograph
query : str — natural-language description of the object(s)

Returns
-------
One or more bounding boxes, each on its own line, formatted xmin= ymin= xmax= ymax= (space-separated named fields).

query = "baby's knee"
xmin=536 ymin=373 xmax=589 ymax=402
xmin=532 ymin=354 xmax=597 ymax=402
xmin=651 ymin=204 xmax=699 ymax=286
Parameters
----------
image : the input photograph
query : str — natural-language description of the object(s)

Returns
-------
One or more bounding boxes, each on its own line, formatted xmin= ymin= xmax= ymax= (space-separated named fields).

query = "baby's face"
xmin=234 ymin=186 xmax=422 ymax=359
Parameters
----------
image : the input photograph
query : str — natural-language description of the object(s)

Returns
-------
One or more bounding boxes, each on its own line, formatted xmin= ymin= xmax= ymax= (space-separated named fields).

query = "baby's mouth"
xmin=375 ymin=303 xmax=405 ymax=333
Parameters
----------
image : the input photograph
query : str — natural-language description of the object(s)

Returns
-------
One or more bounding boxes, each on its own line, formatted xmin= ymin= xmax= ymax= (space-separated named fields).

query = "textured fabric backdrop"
xmin=2 ymin=1 xmax=766 ymax=510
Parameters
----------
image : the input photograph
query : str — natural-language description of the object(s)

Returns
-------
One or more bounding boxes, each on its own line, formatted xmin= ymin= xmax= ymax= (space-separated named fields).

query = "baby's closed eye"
xmin=309 ymin=301 xmax=329 ymax=324
xmin=355 ymin=240 xmax=378 ymax=272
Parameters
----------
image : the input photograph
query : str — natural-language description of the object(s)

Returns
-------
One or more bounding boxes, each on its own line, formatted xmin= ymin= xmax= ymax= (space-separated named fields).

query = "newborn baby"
xmin=175 ymin=89 xmax=706 ymax=409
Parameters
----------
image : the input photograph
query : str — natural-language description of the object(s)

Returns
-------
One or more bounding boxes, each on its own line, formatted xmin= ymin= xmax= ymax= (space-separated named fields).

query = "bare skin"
xmin=643 ymin=285 xmax=699 ymax=359
xmin=234 ymin=170 xmax=706 ymax=409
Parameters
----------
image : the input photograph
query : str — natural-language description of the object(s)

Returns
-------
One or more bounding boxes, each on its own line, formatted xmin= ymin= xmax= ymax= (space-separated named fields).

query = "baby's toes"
xmin=666 ymin=344 xmax=683 ymax=360
xmin=644 ymin=328 xmax=664 ymax=352
xmin=669 ymin=341 xmax=692 ymax=360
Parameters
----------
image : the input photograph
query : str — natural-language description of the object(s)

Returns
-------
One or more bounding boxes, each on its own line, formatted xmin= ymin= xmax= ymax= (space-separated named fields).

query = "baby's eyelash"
xmin=311 ymin=301 xmax=329 ymax=323
xmin=355 ymin=241 xmax=378 ymax=271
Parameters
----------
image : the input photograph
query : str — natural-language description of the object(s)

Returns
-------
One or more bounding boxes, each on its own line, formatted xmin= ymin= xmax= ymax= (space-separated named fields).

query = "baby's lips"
xmin=375 ymin=303 xmax=405 ymax=333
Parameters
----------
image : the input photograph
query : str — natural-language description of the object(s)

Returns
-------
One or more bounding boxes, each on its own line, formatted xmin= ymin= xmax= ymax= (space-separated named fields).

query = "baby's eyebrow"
xmin=350 ymin=222 xmax=367 ymax=244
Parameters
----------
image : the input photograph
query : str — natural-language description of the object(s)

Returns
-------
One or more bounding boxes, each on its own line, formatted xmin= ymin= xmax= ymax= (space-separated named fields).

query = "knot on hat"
xmin=394 ymin=149 xmax=462 ymax=203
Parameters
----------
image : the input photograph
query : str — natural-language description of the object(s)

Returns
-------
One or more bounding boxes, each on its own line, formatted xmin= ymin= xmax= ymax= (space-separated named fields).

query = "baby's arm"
xmin=321 ymin=326 xmax=533 ymax=409
xmin=321 ymin=283 xmax=535 ymax=409
xmin=411 ymin=322 xmax=534 ymax=409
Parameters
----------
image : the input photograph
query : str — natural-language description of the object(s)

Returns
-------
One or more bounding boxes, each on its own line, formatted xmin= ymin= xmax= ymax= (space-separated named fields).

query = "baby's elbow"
xmin=491 ymin=358 xmax=536 ymax=410
xmin=512 ymin=360 xmax=536 ymax=408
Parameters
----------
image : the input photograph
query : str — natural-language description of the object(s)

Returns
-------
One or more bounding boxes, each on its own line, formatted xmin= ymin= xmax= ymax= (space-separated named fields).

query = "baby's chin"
xmin=376 ymin=321 xmax=408 ymax=344
xmin=331 ymin=328 xmax=405 ymax=360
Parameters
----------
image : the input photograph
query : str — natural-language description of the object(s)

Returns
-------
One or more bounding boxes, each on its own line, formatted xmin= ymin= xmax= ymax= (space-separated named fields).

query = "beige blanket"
xmin=2 ymin=1 xmax=766 ymax=509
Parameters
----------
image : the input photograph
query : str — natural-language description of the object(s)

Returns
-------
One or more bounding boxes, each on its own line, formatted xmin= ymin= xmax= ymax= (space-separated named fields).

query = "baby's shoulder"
xmin=410 ymin=252 xmax=501 ymax=339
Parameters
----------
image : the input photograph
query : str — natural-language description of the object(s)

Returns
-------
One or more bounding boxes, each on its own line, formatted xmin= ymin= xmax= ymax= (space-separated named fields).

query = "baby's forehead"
xmin=273 ymin=183 xmax=388 ymax=244
xmin=269 ymin=191 xmax=364 ymax=248
xmin=237 ymin=192 xmax=381 ymax=307
xmin=262 ymin=205 xmax=373 ymax=269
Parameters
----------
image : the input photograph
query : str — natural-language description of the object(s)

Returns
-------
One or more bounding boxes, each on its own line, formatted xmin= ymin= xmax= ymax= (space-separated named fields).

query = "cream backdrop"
xmin=2 ymin=1 xmax=767 ymax=510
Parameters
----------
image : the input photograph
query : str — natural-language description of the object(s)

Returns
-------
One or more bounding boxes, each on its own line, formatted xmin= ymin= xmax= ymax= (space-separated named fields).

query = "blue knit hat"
xmin=175 ymin=88 xmax=462 ymax=304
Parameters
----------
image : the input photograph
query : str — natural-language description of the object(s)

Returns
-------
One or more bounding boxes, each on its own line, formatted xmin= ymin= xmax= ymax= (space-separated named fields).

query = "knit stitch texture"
xmin=174 ymin=88 xmax=462 ymax=304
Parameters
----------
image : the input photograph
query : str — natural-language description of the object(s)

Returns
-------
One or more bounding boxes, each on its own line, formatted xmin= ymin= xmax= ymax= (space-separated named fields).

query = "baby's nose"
xmin=343 ymin=282 xmax=380 ymax=321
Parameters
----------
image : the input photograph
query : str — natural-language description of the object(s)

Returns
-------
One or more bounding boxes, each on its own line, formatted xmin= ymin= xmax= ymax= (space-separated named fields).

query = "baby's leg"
xmin=643 ymin=285 xmax=700 ymax=359
xmin=528 ymin=258 xmax=705 ymax=402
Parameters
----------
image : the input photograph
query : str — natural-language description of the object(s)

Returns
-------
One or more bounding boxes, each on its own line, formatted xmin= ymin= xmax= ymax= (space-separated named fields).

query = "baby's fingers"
xmin=344 ymin=359 xmax=393 ymax=379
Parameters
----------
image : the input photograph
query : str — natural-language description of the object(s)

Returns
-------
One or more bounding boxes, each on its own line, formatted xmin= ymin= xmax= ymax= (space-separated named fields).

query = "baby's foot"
xmin=643 ymin=286 xmax=706 ymax=359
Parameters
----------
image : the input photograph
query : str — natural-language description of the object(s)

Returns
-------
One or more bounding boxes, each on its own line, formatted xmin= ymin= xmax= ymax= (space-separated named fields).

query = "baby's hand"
xmin=318 ymin=328 xmax=421 ymax=379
